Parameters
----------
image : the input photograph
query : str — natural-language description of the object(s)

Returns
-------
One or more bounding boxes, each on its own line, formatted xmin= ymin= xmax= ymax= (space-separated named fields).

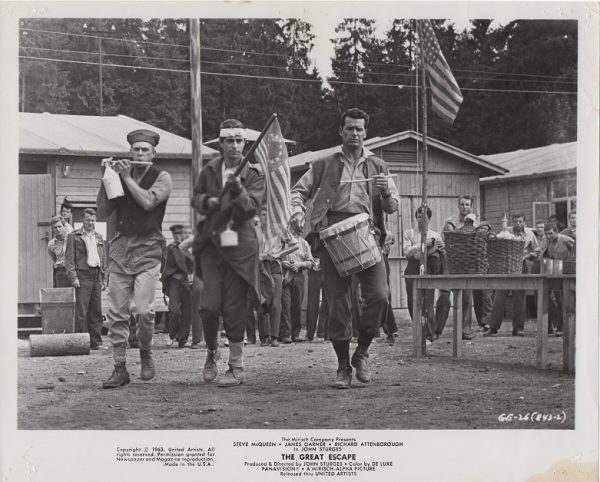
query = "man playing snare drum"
xmin=290 ymin=108 xmax=399 ymax=389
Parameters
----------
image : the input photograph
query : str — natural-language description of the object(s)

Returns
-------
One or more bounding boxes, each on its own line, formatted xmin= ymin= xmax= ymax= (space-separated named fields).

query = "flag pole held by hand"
xmin=218 ymin=113 xmax=279 ymax=202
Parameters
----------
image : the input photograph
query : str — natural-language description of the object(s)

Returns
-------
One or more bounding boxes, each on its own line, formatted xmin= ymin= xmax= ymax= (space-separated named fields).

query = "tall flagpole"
xmin=418 ymin=23 xmax=429 ymax=277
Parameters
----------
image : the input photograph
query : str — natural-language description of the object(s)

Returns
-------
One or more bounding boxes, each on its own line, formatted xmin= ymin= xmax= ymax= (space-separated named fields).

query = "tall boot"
xmin=140 ymin=349 xmax=155 ymax=381
xmin=102 ymin=362 xmax=130 ymax=389
xmin=351 ymin=344 xmax=371 ymax=384
xmin=332 ymin=340 xmax=352 ymax=389
xmin=203 ymin=348 xmax=221 ymax=382
xmin=218 ymin=341 xmax=244 ymax=387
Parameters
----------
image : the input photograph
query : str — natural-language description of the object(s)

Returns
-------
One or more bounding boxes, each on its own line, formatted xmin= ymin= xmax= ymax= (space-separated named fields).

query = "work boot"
xmin=333 ymin=366 xmax=352 ymax=389
xmin=351 ymin=349 xmax=371 ymax=383
xmin=102 ymin=362 xmax=130 ymax=389
xmin=140 ymin=349 xmax=155 ymax=381
xmin=217 ymin=364 xmax=244 ymax=387
xmin=203 ymin=348 xmax=221 ymax=382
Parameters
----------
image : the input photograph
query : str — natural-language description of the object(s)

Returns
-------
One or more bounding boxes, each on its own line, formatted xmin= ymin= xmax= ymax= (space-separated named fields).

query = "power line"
xmin=362 ymin=58 xmax=577 ymax=80
xmin=19 ymin=27 xmax=292 ymax=58
xmin=20 ymin=27 xmax=190 ymax=49
xmin=20 ymin=55 xmax=577 ymax=95
xmin=20 ymin=45 xmax=190 ymax=63
xmin=20 ymin=26 xmax=577 ymax=82
xmin=19 ymin=45 xmax=577 ymax=86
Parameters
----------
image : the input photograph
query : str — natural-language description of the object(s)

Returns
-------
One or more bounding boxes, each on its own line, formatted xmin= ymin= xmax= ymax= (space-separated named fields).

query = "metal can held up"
xmin=101 ymin=161 xmax=125 ymax=200
xmin=220 ymin=224 xmax=239 ymax=247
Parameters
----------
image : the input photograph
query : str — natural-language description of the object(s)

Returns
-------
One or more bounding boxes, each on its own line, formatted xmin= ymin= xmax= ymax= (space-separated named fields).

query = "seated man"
xmin=403 ymin=206 xmax=445 ymax=347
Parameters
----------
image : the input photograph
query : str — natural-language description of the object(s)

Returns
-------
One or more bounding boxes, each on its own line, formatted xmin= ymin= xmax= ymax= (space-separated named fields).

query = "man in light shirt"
xmin=279 ymin=213 xmax=315 ymax=344
xmin=290 ymin=107 xmax=399 ymax=389
xmin=64 ymin=208 xmax=107 ymax=349
xmin=437 ymin=195 xmax=478 ymax=340
xmin=47 ymin=215 xmax=70 ymax=288
xmin=403 ymin=206 xmax=445 ymax=347
xmin=485 ymin=213 xmax=539 ymax=337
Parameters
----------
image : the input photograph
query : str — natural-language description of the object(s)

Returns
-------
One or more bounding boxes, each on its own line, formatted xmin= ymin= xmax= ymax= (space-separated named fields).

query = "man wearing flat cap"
xmin=192 ymin=118 xmax=264 ymax=387
xmin=162 ymin=224 xmax=196 ymax=348
xmin=97 ymin=128 xmax=172 ymax=388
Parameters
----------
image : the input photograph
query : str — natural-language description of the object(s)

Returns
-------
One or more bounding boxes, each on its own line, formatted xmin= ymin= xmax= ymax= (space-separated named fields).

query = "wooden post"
xmin=413 ymin=281 xmax=423 ymax=357
xmin=536 ymin=281 xmax=549 ymax=369
xmin=29 ymin=333 xmax=90 ymax=357
xmin=189 ymin=19 xmax=203 ymax=227
xmin=418 ymin=25 xmax=429 ymax=276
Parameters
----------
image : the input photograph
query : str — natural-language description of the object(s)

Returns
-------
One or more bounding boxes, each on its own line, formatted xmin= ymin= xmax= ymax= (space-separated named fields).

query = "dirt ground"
xmin=17 ymin=311 xmax=574 ymax=430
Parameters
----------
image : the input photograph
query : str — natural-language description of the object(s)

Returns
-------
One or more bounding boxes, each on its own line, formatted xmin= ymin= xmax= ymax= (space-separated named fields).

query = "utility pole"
xmin=189 ymin=18 xmax=203 ymax=225
xmin=97 ymin=19 xmax=103 ymax=116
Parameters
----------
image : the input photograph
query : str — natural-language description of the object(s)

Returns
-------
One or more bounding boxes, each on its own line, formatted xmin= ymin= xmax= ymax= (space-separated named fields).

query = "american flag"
xmin=417 ymin=20 xmax=463 ymax=124
xmin=254 ymin=117 xmax=292 ymax=253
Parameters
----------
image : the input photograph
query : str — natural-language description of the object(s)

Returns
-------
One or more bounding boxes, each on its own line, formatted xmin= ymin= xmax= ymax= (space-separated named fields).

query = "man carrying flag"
xmin=417 ymin=19 xmax=463 ymax=124
xmin=192 ymin=118 xmax=264 ymax=387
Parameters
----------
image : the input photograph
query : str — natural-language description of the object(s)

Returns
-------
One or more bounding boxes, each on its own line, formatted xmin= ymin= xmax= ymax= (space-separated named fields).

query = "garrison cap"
xmin=127 ymin=129 xmax=160 ymax=147
xmin=169 ymin=224 xmax=185 ymax=234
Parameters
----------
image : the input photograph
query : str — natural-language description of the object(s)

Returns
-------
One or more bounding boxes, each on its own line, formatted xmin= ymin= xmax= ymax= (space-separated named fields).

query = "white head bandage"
xmin=219 ymin=128 xmax=246 ymax=139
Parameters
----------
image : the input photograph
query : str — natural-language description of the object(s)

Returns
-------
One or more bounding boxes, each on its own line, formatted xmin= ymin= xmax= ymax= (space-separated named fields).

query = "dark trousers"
xmin=257 ymin=260 xmax=283 ymax=340
xmin=404 ymin=258 xmax=436 ymax=342
xmin=74 ymin=268 xmax=103 ymax=347
xmin=53 ymin=267 xmax=70 ymax=288
xmin=489 ymin=290 xmax=525 ymax=332
xmin=549 ymin=292 xmax=564 ymax=332
xmin=381 ymin=254 xmax=398 ymax=335
xmin=321 ymin=248 xmax=388 ymax=342
xmin=316 ymin=295 xmax=329 ymax=339
xmin=350 ymin=275 xmax=361 ymax=337
xmin=306 ymin=269 xmax=328 ymax=340
xmin=279 ymin=271 xmax=305 ymax=340
xmin=436 ymin=289 xmax=472 ymax=336
xmin=190 ymin=277 xmax=203 ymax=343
xmin=473 ymin=289 xmax=495 ymax=326
xmin=167 ymin=278 xmax=193 ymax=344
xmin=199 ymin=245 xmax=249 ymax=348
xmin=246 ymin=295 xmax=257 ymax=343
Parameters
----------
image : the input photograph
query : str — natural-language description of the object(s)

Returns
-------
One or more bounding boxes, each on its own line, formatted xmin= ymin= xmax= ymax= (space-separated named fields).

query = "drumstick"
xmin=339 ymin=174 xmax=397 ymax=184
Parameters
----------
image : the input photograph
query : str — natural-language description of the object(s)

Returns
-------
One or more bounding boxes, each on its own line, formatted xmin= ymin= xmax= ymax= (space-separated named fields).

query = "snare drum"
xmin=319 ymin=213 xmax=382 ymax=277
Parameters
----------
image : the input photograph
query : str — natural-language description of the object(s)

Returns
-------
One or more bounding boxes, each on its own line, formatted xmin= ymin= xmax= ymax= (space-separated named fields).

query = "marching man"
xmin=97 ymin=129 xmax=172 ymax=388
xmin=191 ymin=119 xmax=264 ymax=387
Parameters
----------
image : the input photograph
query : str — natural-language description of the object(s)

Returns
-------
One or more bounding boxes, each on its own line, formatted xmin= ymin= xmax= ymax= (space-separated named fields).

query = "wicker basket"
xmin=563 ymin=256 xmax=576 ymax=274
xmin=486 ymin=237 xmax=525 ymax=274
xmin=444 ymin=229 xmax=488 ymax=274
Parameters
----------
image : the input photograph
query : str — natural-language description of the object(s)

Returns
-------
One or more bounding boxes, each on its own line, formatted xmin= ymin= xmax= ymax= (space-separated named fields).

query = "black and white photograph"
xmin=1 ymin=2 xmax=598 ymax=481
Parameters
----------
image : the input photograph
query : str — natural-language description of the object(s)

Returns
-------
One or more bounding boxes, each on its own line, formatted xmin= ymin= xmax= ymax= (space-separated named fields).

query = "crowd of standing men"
xmin=43 ymin=107 xmax=576 ymax=391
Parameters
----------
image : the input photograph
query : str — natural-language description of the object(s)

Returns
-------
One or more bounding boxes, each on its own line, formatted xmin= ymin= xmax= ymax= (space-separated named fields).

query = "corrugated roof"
xmin=20 ymin=112 xmax=217 ymax=158
xmin=480 ymin=142 xmax=577 ymax=182
xmin=289 ymin=130 xmax=506 ymax=176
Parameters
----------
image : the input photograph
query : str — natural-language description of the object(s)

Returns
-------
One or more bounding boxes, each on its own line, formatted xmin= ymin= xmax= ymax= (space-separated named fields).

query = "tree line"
xmin=19 ymin=18 xmax=577 ymax=156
